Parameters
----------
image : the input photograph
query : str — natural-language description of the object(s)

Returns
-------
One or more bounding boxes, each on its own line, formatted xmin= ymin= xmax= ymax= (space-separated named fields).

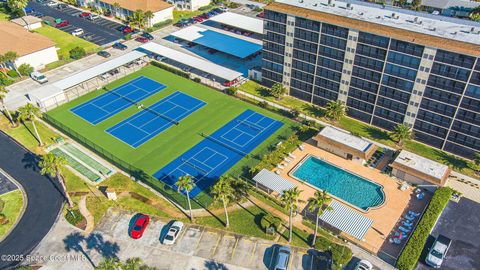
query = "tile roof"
xmin=0 ymin=21 xmax=55 ymax=57
xmin=100 ymin=0 xmax=173 ymax=12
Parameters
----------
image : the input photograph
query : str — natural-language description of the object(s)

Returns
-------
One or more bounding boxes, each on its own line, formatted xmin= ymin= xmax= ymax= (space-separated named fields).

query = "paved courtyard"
xmin=30 ymin=210 xmax=329 ymax=270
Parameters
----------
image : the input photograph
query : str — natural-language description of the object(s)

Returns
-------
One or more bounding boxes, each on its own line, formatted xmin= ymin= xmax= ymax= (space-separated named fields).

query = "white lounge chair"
xmin=288 ymin=153 xmax=297 ymax=159
xmin=277 ymin=164 xmax=285 ymax=169
xmin=284 ymin=157 xmax=292 ymax=163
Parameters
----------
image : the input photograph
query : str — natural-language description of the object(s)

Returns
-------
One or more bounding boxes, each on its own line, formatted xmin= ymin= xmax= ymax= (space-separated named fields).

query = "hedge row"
xmin=150 ymin=61 xmax=190 ymax=78
xmin=315 ymin=237 xmax=352 ymax=270
xmin=396 ymin=187 xmax=454 ymax=270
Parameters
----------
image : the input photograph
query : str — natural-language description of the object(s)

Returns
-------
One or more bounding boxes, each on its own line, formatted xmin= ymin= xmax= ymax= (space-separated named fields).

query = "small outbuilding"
xmin=390 ymin=150 xmax=451 ymax=188
xmin=313 ymin=126 xmax=377 ymax=164
xmin=10 ymin=16 xmax=43 ymax=30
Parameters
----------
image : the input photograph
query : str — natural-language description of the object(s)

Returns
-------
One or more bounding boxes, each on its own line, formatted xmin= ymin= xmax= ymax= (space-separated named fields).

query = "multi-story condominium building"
xmin=261 ymin=0 xmax=480 ymax=158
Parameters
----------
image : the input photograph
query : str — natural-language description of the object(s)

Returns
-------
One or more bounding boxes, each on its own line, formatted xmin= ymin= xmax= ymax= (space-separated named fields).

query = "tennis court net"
xmin=181 ymin=158 xmax=209 ymax=174
xmin=201 ymin=132 xmax=250 ymax=157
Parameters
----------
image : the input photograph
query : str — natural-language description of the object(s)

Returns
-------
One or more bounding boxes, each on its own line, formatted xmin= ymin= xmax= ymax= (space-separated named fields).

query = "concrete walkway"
xmin=78 ymin=195 xmax=95 ymax=235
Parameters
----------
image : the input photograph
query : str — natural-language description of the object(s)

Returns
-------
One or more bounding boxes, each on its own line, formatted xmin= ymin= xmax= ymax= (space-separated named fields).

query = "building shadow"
xmin=204 ymin=259 xmax=230 ymax=270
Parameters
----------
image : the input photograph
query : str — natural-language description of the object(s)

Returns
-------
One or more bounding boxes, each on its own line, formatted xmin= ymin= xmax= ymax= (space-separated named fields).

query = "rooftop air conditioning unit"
xmin=431 ymin=27 xmax=436 ymax=31
xmin=313 ymin=3 xmax=318 ymax=6
xmin=392 ymin=13 xmax=399 ymax=19
xmin=413 ymin=17 xmax=422 ymax=24
xmin=471 ymin=27 xmax=479 ymax=34
xmin=328 ymin=0 xmax=335 ymax=7
xmin=346 ymin=3 xmax=353 ymax=10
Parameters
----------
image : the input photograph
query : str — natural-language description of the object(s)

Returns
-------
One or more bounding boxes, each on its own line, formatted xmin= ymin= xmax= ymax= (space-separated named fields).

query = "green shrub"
xmin=65 ymin=209 xmax=85 ymax=226
xmin=18 ymin=64 xmax=34 ymax=76
xmin=225 ymin=87 xmax=238 ymax=96
xmin=69 ymin=46 xmax=86 ymax=60
xmin=397 ymin=187 xmax=454 ymax=270
xmin=0 ymin=213 xmax=9 ymax=225
xmin=124 ymin=33 xmax=133 ymax=40
xmin=315 ymin=237 xmax=352 ymax=270
xmin=258 ymin=101 xmax=268 ymax=108
xmin=150 ymin=61 xmax=190 ymax=78
xmin=193 ymin=77 xmax=201 ymax=83
xmin=199 ymin=4 xmax=216 ymax=11
xmin=0 ymin=74 xmax=14 ymax=86
xmin=6 ymin=70 xmax=19 ymax=78
xmin=260 ymin=213 xmax=282 ymax=232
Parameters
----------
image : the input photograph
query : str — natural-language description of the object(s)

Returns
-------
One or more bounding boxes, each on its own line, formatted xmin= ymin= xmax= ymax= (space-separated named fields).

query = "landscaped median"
xmin=0 ymin=190 xmax=24 ymax=239
xmin=396 ymin=187 xmax=454 ymax=270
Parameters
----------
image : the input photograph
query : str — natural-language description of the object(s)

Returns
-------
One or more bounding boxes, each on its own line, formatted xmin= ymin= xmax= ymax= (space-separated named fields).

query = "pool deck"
xmin=275 ymin=140 xmax=430 ymax=257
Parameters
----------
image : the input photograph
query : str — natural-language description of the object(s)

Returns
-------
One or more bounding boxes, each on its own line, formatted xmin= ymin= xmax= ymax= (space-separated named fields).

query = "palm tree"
xmin=324 ymin=100 xmax=347 ymax=122
xmin=7 ymin=0 xmax=29 ymax=16
xmin=144 ymin=10 xmax=154 ymax=27
xmin=307 ymin=190 xmax=332 ymax=246
xmin=129 ymin=10 xmax=146 ymax=30
xmin=474 ymin=152 xmax=480 ymax=175
xmin=0 ymin=86 xmax=15 ymax=127
xmin=18 ymin=103 xmax=43 ymax=146
xmin=3 ymin=51 xmax=20 ymax=78
xmin=280 ymin=187 xmax=303 ymax=243
xmin=39 ymin=153 xmax=74 ymax=208
xmin=112 ymin=2 xmax=121 ymax=17
xmin=211 ymin=176 xmax=234 ymax=227
xmin=95 ymin=257 xmax=121 ymax=270
xmin=390 ymin=123 xmax=414 ymax=148
xmin=269 ymin=83 xmax=287 ymax=100
xmin=0 ymin=54 xmax=9 ymax=77
xmin=176 ymin=175 xmax=195 ymax=221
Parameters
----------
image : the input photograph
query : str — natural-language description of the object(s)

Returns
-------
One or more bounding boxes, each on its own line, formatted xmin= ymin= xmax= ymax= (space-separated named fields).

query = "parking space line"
xmin=193 ymin=227 xmax=205 ymax=252
xmin=211 ymin=233 xmax=222 ymax=256
xmin=249 ymin=241 xmax=257 ymax=263
xmin=229 ymin=237 xmax=239 ymax=259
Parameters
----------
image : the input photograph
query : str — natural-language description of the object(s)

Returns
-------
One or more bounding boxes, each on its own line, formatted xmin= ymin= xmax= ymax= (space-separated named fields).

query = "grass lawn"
xmin=0 ymin=190 xmax=24 ymax=238
xmin=195 ymin=203 xmax=276 ymax=240
xmin=34 ymin=25 xmax=99 ymax=59
xmin=173 ymin=5 xmax=217 ymax=23
xmin=45 ymin=65 xmax=297 ymax=208
xmin=239 ymin=81 xmax=480 ymax=179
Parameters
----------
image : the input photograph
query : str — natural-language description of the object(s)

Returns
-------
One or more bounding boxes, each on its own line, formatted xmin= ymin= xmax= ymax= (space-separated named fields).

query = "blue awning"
xmin=319 ymin=200 xmax=373 ymax=240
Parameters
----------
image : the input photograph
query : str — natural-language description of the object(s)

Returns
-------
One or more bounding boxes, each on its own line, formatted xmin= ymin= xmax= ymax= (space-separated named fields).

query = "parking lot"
xmin=31 ymin=210 xmax=330 ymax=269
xmin=27 ymin=1 xmax=125 ymax=45
xmin=416 ymin=198 xmax=480 ymax=270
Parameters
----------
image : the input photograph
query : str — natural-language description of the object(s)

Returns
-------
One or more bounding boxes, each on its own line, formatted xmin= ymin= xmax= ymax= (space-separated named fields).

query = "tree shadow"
xmin=63 ymin=232 xmax=96 ymax=268
xmin=21 ymin=121 xmax=40 ymax=144
xmin=159 ymin=220 xmax=175 ymax=244
xmin=21 ymin=152 xmax=40 ymax=172
xmin=85 ymin=232 xmax=120 ymax=259
xmin=204 ymin=260 xmax=230 ymax=270
xmin=436 ymin=151 xmax=470 ymax=171
xmin=302 ymin=104 xmax=325 ymax=118
xmin=361 ymin=125 xmax=390 ymax=141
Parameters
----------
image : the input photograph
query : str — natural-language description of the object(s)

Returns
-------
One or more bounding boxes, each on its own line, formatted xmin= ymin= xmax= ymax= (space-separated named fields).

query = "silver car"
xmin=274 ymin=245 xmax=291 ymax=270
xmin=163 ymin=221 xmax=184 ymax=245
xmin=426 ymin=235 xmax=451 ymax=268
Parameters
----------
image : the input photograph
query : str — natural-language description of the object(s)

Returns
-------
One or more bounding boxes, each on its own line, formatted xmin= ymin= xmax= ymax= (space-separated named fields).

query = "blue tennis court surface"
xmin=106 ymin=91 xmax=206 ymax=148
xmin=153 ymin=109 xmax=283 ymax=197
xmin=170 ymin=26 xmax=262 ymax=58
xmin=71 ymin=76 xmax=166 ymax=124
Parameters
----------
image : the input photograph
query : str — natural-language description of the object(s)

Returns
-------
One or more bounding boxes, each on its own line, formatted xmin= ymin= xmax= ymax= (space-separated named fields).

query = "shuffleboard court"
xmin=70 ymin=76 xmax=166 ymax=124
xmin=153 ymin=109 xmax=283 ymax=197
xmin=106 ymin=91 xmax=206 ymax=148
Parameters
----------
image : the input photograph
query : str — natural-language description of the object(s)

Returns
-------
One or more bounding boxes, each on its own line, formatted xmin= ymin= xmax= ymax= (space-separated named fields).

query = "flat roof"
xmin=393 ymin=150 xmax=450 ymax=180
xmin=170 ymin=25 xmax=262 ymax=58
xmin=253 ymin=169 xmax=296 ymax=194
xmin=421 ymin=0 xmax=480 ymax=9
xmin=318 ymin=126 xmax=372 ymax=153
xmin=139 ymin=42 xmax=243 ymax=81
xmin=268 ymin=0 xmax=480 ymax=55
xmin=208 ymin=12 xmax=264 ymax=34
xmin=320 ymin=200 xmax=373 ymax=240
xmin=10 ymin=15 xmax=42 ymax=26
xmin=100 ymin=0 xmax=173 ymax=12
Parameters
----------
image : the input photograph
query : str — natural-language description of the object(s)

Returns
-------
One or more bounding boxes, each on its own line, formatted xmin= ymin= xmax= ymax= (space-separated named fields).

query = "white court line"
xmin=219 ymin=113 xmax=276 ymax=148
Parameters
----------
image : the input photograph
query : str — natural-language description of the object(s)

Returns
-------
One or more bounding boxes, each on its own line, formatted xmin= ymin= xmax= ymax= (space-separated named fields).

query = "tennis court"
xmin=153 ymin=109 xmax=283 ymax=197
xmin=106 ymin=91 xmax=206 ymax=148
xmin=71 ymin=76 xmax=166 ymax=124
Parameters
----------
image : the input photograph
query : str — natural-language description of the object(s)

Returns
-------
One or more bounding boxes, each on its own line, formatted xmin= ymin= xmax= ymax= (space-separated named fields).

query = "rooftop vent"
xmin=299 ymin=0 xmax=304 ymax=3
xmin=392 ymin=13 xmax=399 ymax=19
xmin=346 ymin=3 xmax=353 ymax=10
xmin=313 ymin=3 xmax=317 ymax=6
xmin=471 ymin=27 xmax=479 ymax=34
xmin=430 ymin=27 xmax=436 ymax=31
xmin=328 ymin=0 xmax=335 ymax=7
xmin=452 ymin=31 xmax=457 ymax=35
xmin=413 ymin=17 xmax=422 ymax=24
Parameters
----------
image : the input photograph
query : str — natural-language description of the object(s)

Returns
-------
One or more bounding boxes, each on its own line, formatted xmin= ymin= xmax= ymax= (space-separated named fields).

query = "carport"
xmin=28 ymin=50 xmax=147 ymax=110
xmin=319 ymin=200 xmax=373 ymax=241
xmin=208 ymin=12 xmax=264 ymax=34
xmin=138 ymin=42 xmax=243 ymax=82
xmin=252 ymin=169 xmax=296 ymax=195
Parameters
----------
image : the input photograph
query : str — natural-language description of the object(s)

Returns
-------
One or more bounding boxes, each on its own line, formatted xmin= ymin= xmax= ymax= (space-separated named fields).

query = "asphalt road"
xmin=27 ymin=1 xmax=124 ymax=45
xmin=0 ymin=132 xmax=64 ymax=270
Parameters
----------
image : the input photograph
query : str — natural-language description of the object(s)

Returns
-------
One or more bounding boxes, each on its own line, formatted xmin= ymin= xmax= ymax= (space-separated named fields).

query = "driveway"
xmin=0 ymin=132 xmax=64 ymax=270
xmin=31 ymin=210 xmax=330 ymax=269
xmin=27 ymin=1 xmax=124 ymax=45
xmin=416 ymin=198 xmax=480 ymax=270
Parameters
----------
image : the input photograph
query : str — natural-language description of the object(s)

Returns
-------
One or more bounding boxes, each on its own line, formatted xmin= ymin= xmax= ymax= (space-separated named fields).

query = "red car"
xmin=257 ymin=12 xmax=265 ymax=18
xmin=79 ymin=12 xmax=91 ymax=18
xmin=130 ymin=214 xmax=149 ymax=239
xmin=194 ymin=16 xmax=203 ymax=22
xmin=56 ymin=20 xmax=70 ymax=28
xmin=123 ymin=26 xmax=134 ymax=34
xmin=135 ymin=37 xmax=149 ymax=43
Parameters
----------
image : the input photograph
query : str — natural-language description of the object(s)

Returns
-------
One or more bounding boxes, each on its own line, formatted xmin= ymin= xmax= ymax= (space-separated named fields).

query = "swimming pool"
xmin=291 ymin=155 xmax=385 ymax=211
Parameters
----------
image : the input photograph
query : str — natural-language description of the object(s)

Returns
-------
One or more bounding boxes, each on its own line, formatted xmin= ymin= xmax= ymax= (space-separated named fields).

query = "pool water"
xmin=292 ymin=156 xmax=385 ymax=211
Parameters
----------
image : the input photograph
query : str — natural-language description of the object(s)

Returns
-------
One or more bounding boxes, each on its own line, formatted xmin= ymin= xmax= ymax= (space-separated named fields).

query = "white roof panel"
xmin=253 ymin=169 xmax=296 ymax=194
xmin=139 ymin=42 xmax=243 ymax=81
xmin=318 ymin=126 xmax=373 ymax=152
xmin=209 ymin=12 xmax=264 ymax=34
xmin=319 ymin=200 xmax=373 ymax=240
xmin=393 ymin=150 xmax=449 ymax=180
xmin=53 ymin=50 xmax=146 ymax=90
xmin=28 ymin=84 xmax=63 ymax=101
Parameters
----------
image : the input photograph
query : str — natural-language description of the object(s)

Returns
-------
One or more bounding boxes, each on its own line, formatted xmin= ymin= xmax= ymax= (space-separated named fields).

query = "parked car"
xmin=56 ymin=3 xmax=67 ymax=10
xmin=141 ymin=32 xmax=154 ymax=40
xmin=113 ymin=42 xmax=128 ymax=50
xmin=36 ymin=0 xmax=47 ymax=3
xmin=79 ymin=12 xmax=91 ymax=18
xmin=213 ymin=8 xmax=225 ymax=13
xmin=30 ymin=71 xmax=48 ymax=84
xmin=32 ymin=12 xmax=44 ymax=18
xmin=122 ymin=26 xmax=134 ymax=33
xmin=130 ymin=214 xmax=150 ymax=239
xmin=135 ymin=37 xmax=149 ymax=43
xmin=71 ymin=28 xmax=84 ymax=36
xmin=194 ymin=16 xmax=203 ymax=22
xmin=46 ymin=1 xmax=56 ymax=7
xmin=56 ymin=20 xmax=69 ymax=28
xmin=163 ymin=221 xmax=184 ymax=245
xmin=88 ymin=14 xmax=99 ymax=20
xmin=274 ymin=245 xmax=291 ymax=270
xmin=97 ymin=50 xmax=111 ymax=58
xmin=354 ymin=260 xmax=373 ymax=270
xmin=24 ymin=7 xmax=34 ymax=14
xmin=426 ymin=235 xmax=452 ymax=268
xmin=257 ymin=12 xmax=265 ymax=18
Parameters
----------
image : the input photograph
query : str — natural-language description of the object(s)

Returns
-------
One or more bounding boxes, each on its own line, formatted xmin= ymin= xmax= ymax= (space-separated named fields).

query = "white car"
xmin=46 ymin=1 xmax=57 ymax=6
xmin=354 ymin=260 xmax=373 ymax=270
xmin=426 ymin=235 xmax=451 ymax=268
xmin=30 ymin=71 xmax=48 ymax=84
xmin=71 ymin=28 xmax=84 ymax=36
xmin=163 ymin=221 xmax=184 ymax=245
xmin=88 ymin=14 xmax=99 ymax=20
